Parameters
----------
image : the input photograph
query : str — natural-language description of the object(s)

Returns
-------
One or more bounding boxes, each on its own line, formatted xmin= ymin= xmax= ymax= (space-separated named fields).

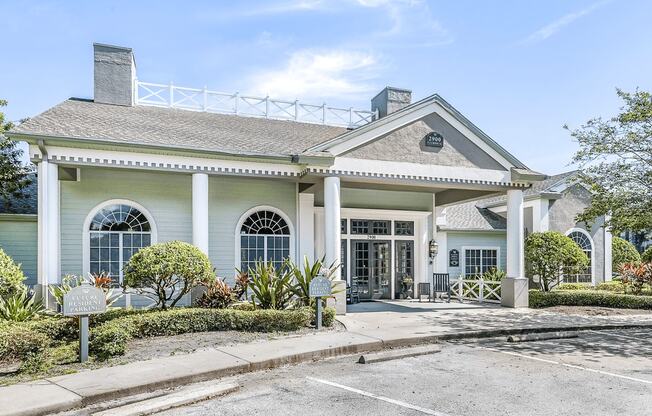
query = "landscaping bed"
xmin=542 ymin=305 xmax=652 ymax=316
xmin=529 ymin=289 xmax=652 ymax=309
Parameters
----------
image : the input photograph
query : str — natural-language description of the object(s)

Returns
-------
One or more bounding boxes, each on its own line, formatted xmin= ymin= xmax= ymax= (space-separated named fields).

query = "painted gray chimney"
xmin=371 ymin=86 xmax=412 ymax=118
xmin=93 ymin=43 xmax=136 ymax=106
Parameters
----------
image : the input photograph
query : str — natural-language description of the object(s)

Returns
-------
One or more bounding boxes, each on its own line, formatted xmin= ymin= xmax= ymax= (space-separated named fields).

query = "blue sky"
xmin=2 ymin=0 xmax=651 ymax=173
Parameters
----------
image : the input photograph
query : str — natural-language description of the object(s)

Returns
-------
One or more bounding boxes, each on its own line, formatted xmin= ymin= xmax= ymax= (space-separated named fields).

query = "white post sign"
xmin=309 ymin=274 xmax=332 ymax=330
xmin=63 ymin=282 xmax=106 ymax=363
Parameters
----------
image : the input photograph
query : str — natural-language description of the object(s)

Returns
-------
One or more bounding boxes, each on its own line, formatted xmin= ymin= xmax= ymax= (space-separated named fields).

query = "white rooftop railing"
xmin=134 ymin=80 xmax=376 ymax=128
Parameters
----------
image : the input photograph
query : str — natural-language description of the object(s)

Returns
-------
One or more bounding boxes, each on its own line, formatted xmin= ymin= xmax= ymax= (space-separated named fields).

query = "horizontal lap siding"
xmin=60 ymin=167 xmax=192 ymax=277
xmin=209 ymin=177 xmax=297 ymax=282
xmin=446 ymin=231 xmax=506 ymax=278
xmin=0 ymin=219 xmax=38 ymax=286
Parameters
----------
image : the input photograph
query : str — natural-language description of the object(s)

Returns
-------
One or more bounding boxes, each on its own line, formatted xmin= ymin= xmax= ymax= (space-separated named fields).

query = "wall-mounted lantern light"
xmin=429 ymin=239 xmax=439 ymax=264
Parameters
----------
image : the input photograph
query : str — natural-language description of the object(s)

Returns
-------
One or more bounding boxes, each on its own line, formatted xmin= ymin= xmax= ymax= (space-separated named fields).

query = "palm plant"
xmin=290 ymin=256 xmax=339 ymax=307
xmin=247 ymin=261 xmax=294 ymax=310
xmin=0 ymin=290 xmax=44 ymax=321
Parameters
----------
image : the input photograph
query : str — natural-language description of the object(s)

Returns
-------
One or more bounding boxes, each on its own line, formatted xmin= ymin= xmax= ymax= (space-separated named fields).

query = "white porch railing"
xmin=450 ymin=278 xmax=501 ymax=304
xmin=134 ymin=80 xmax=376 ymax=128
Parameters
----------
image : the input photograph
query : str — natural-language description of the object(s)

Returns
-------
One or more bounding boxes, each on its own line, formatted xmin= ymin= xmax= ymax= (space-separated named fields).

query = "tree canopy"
xmin=567 ymin=89 xmax=652 ymax=233
xmin=525 ymin=231 xmax=589 ymax=291
xmin=612 ymin=237 xmax=640 ymax=271
xmin=0 ymin=100 xmax=32 ymax=208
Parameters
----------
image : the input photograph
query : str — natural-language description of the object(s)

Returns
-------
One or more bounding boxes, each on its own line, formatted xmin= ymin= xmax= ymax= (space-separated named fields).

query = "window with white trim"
xmin=88 ymin=204 xmax=152 ymax=284
xmin=565 ymin=230 xmax=593 ymax=283
xmin=240 ymin=210 xmax=290 ymax=272
xmin=464 ymin=248 xmax=498 ymax=277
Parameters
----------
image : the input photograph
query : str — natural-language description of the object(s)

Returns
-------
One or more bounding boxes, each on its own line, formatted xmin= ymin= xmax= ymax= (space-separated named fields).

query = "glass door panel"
xmin=352 ymin=240 xmax=391 ymax=300
xmin=353 ymin=241 xmax=370 ymax=299
xmin=373 ymin=241 xmax=391 ymax=299
xmin=395 ymin=241 xmax=414 ymax=299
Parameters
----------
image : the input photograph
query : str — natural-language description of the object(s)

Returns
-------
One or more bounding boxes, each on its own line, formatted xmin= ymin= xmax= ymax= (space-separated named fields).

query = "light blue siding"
xmin=0 ymin=217 xmax=38 ymax=286
xmin=446 ymin=231 xmax=506 ymax=278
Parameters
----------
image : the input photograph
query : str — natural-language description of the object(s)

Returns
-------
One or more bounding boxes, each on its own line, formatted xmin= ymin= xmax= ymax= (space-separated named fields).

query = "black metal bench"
xmin=433 ymin=273 xmax=451 ymax=302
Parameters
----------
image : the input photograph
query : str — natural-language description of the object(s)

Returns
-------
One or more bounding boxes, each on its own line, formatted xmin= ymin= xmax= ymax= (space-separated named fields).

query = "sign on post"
xmin=309 ymin=275 xmax=332 ymax=330
xmin=63 ymin=282 xmax=106 ymax=363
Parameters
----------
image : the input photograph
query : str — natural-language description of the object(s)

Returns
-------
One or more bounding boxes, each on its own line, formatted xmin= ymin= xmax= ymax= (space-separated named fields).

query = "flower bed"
xmin=529 ymin=289 xmax=652 ymax=309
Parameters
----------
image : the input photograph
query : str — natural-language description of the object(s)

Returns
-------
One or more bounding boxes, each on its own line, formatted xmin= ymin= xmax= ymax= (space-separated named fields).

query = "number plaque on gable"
xmin=424 ymin=132 xmax=444 ymax=148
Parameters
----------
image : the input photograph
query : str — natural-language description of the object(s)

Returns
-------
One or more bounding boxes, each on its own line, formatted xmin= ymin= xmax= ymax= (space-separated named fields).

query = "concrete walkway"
xmin=2 ymin=302 xmax=652 ymax=416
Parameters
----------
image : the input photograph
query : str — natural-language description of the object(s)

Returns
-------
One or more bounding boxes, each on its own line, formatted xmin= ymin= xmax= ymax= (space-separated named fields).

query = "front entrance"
xmin=352 ymin=240 xmax=391 ymax=300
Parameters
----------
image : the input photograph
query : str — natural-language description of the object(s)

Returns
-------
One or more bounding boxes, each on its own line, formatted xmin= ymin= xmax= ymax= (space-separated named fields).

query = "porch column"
xmin=604 ymin=214 xmax=613 ymax=282
xmin=324 ymin=176 xmax=346 ymax=314
xmin=37 ymin=159 xmax=60 ymax=308
xmin=192 ymin=173 xmax=209 ymax=254
xmin=298 ymin=193 xmax=315 ymax=264
xmin=531 ymin=198 xmax=549 ymax=232
xmin=501 ymin=189 xmax=528 ymax=308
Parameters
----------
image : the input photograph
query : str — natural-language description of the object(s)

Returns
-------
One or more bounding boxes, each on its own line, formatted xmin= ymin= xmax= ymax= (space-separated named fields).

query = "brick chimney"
xmin=93 ymin=43 xmax=136 ymax=106
xmin=371 ymin=86 xmax=412 ymax=118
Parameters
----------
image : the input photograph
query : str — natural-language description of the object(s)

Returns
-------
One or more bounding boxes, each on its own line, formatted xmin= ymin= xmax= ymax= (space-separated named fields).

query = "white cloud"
xmin=521 ymin=0 xmax=612 ymax=44
xmin=247 ymin=49 xmax=380 ymax=101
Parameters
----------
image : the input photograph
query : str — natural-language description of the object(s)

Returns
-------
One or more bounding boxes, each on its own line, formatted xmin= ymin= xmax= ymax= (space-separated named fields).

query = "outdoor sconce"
xmin=428 ymin=239 xmax=438 ymax=264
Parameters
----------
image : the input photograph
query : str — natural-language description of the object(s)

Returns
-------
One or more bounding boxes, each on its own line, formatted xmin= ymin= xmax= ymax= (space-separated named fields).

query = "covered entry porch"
xmin=300 ymin=170 xmax=533 ymax=313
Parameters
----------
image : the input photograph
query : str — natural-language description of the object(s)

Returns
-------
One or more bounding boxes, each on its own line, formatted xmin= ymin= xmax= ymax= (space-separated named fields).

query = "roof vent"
xmin=371 ymin=86 xmax=412 ymax=118
xmin=93 ymin=43 xmax=136 ymax=106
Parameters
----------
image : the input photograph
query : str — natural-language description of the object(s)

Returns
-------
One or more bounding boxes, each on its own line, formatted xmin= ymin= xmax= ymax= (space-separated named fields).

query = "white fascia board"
xmin=326 ymin=157 xmax=513 ymax=184
xmin=37 ymin=146 xmax=303 ymax=177
xmin=312 ymin=99 xmax=517 ymax=171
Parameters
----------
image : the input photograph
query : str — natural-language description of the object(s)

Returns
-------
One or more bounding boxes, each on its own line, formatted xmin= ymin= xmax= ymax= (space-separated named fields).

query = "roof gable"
xmin=305 ymin=94 xmax=528 ymax=171
xmin=341 ymin=112 xmax=505 ymax=170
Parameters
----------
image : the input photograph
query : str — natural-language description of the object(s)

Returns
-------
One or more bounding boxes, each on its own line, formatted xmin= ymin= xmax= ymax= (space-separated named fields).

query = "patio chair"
xmin=433 ymin=273 xmax=451 ymax=303
xmin=417 ymin=282 xmax=431 ymax=302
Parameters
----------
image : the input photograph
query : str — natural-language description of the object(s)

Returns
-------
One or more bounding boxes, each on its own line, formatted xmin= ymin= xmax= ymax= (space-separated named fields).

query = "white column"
xmin=324 ymin=176 xmax=346 ymax=314
xmin=604 ymin=214 xmax=613 ymax=282
xmin=37 ymin=159 xmax=60 ymax=304
xmin=298 ymin=193 xmax=315 ymax=265
xmin=192 ymin=173 xmax=209 ymax=254
xmin=531 ymin=198 xmax=549 ymax=232
xmin=502 ymin=189 xmax=528 ymax=308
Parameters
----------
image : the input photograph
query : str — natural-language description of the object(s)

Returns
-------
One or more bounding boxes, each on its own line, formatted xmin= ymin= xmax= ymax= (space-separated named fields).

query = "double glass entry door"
xmin=352 ymin=240 xmax=391 ymax=300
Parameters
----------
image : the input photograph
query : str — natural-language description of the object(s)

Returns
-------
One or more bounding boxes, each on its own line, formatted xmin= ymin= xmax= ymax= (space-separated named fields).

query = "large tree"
xmin=0 ymin=100 xmax=32 ymax=207
xmin=566 ymin=89 xmax=652 ymax=232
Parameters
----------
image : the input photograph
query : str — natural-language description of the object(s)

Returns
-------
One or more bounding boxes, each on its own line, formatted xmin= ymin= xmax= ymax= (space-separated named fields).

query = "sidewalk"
xmin=2 ymin=303 xmax=652 ymax=416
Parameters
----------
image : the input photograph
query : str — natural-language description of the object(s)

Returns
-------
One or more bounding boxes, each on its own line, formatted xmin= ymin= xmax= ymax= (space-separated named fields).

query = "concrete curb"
xmin=3 ymin=322 xmax=652 ymax=416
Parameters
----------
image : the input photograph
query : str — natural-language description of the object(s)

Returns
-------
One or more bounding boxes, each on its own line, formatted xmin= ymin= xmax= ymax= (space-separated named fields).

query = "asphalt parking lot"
xmin=161 ymin=328 xmax=652 ymax=416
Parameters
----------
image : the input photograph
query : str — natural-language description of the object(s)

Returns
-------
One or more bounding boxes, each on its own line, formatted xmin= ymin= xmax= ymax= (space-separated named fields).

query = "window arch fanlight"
xmin=565 ymin=229 xmax=594 ymax=284
xmin=85 ymin=201 xmax=156 ymax=285
xmin=238 ymin=208 xmax=292 ymax=272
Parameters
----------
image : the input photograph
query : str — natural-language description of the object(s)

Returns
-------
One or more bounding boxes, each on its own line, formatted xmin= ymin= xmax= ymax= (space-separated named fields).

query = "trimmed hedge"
xmin=556 ymin=283 xmax=592 ymax=291
xmin=529 ymin=289 xmax=652 ymax=309
xmin=0 ymin=324 xmax=51 ymax=373
xmin=90 ymin=307 xmax=333 ymax=360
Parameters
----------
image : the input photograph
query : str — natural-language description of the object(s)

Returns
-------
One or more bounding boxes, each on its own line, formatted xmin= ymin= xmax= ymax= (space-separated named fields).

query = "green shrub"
xmin=596 ymin=281 xmax=625 ymax=292
xmin=0 ymin=248 xmax=26 ymax=299
xmin=529 ymin=289 xmax=652 ymax=309
xmin=0 ymin=290 xmax=44 ymax=321
xmin=0 ymin=324 xmax=51 ymax=373
xmin=229 ymin=302 xmax=256 ymax=311
xmin=314 ymin=306 xmax=336 ymax=327
xmin=642 ymin=246 xmax=652 ymax=263
xmin=612 ymin=237 xmax=641 ymax=270
xmin=195 ymin=278 xmax=235 ymax=309
xmin=556 ymin=283 xmax=592 ymax=291
xmin=289 ymin=256 xmax=338 ymax=307
xmin=90 ymin=307 xmax=313 ymax=359
xmin=482 ymin=267 xmax=506 ymax=281
xmin=247 ymin=261 xmax=294 ymax=310
xmin=123 ymin=241 xmax=214 ymax=309
xmin=525 ymin=232 xmax=589 ymax=291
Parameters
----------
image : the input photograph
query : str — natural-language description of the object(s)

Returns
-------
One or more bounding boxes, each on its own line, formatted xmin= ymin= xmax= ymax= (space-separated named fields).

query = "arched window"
xmin=565 ymin=230 xmax=593 ymax=283
xmin=87 ymin=203 xmax=154 ymax=284
xmin=239 ymin=209 xmax=291 ymax=272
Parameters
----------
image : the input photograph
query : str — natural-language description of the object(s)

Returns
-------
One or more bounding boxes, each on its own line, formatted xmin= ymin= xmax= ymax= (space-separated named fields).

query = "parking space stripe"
xmin=306 ymin=376 xmax=453 ymax=416
xmin=485 ymin=348 xmax=652 ymax=385
xmin=588 ymin=330 xmax=648 ymax=342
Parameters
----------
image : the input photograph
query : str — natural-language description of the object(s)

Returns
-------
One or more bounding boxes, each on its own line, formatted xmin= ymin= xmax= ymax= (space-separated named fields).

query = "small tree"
xmin=123 ymin=241 xmax=213 ymax=309
xmin=612 ymin=237 xmax=641 ymax=271
xmin=525 ymin=231 xmax=589 ymax=291
xmin=0 ymin=100 xmax=32 ymax=207
xmin=0 ymin=248 xmax=27 ymax=299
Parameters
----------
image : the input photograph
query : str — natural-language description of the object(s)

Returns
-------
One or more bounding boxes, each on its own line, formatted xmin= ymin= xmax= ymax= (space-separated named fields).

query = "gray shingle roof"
xmin=442 ymin=171 xmax=578 ymax=231
xmin=0 ymin=174 xmax=37 ymax=215
xmin=11 ymin=99 xmax=348 ymax=158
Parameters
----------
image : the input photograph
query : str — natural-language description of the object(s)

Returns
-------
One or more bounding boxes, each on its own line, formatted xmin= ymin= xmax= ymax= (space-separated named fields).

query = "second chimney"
xmin=371 ymin=86 xmax=412 ymax=118
xmin=93 ymin=43 xmax=136 ymax=106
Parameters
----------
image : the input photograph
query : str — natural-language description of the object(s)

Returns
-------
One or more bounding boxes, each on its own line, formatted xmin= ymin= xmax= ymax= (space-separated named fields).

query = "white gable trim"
xmin=307 ymin=96 xmax=519 ymax=170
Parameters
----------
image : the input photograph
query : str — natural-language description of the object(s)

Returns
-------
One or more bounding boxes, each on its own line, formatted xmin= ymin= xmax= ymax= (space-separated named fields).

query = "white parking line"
xmin=588 ymin=329 xmax=648 ymax=342
xmin=306 ymin=376 xmax=453 ymax=416
xmin=485 ymin=348 xmax=652 ymax=385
